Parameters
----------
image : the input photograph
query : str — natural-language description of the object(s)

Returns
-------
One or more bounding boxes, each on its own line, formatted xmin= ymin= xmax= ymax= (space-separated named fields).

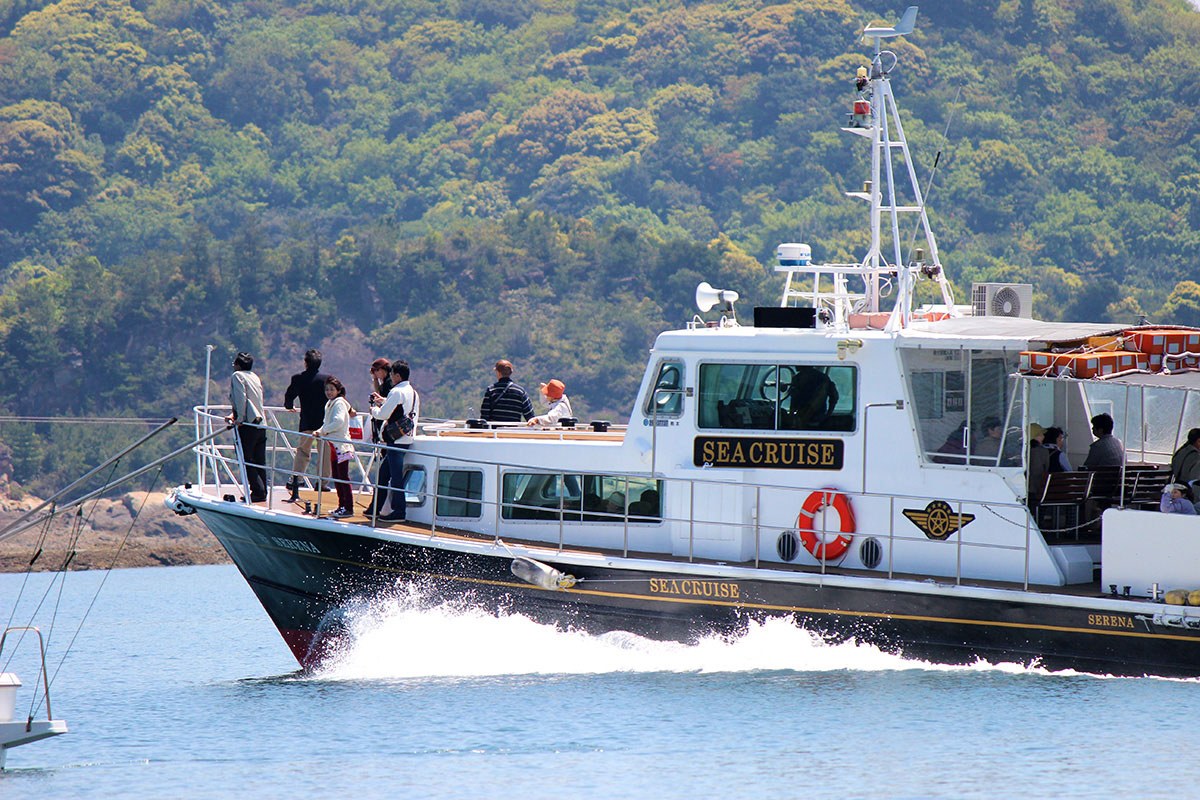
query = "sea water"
xmin=0 ymin=564 xmax=1198 ymax=799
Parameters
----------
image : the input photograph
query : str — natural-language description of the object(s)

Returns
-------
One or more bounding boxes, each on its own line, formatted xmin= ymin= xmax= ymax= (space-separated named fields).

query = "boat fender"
xmin=511 ymin=557 xmax=578 ymax=591
xmin=795 ymin=489 xmax=855 ymax=561
xmin=1189 ymin=590 xmax=1200 ymax=607
xmin=164 ymin=490 xmax=196 ymax=516
xmin=1164 ymin=589 xmax=1189 ymax=606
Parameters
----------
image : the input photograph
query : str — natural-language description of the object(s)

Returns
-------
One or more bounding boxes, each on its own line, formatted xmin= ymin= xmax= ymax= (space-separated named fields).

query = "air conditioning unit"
xmin=971 ymin=283 xmax=1033 ymax=318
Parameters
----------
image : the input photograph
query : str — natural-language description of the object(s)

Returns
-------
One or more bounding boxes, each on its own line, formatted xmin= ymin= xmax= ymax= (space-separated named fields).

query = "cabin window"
xmin=436 ymin=469 xmax=483 ymax=517
xmin=697 ymin=363 xmax=857 ymax=432
xmin=402 ymin=466 xmax=426 ymax=507
xmin=902 ymin=349 xmax=1023 ymax=468
xmin=644 ymin=360 xmax=684 ymax=417
xmin=502 ymin=473 xmax=662 ymax=522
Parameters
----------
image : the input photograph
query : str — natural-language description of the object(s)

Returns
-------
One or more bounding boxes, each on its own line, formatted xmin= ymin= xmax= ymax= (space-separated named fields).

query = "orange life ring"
xmin=796 ymin=488 xmax=855 ymax=561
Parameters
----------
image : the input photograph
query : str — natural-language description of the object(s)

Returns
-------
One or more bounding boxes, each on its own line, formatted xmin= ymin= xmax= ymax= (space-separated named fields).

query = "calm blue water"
xmin=0 ymin=564 xmax=1197 ymax=798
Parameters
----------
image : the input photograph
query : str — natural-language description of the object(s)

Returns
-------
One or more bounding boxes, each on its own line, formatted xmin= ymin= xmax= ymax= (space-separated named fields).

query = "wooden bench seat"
xmin=1038 ymin=464 xmax=1174 ymax=539
xmin=1037 ymin=471 xmax=1093 ymax=538
xmin=1086 ymin=464 xmax=1172 ymax=508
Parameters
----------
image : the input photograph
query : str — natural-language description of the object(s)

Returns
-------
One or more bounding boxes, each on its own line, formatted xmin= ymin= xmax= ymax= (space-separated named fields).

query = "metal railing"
xmin=192 ymin=405 xmax=1042 ymax=589
xmin=0 ymin=627 xmax=56 ymax=721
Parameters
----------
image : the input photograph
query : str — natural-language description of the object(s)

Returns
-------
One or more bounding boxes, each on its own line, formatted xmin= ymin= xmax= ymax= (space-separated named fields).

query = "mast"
xmin=778 ymin=6 xmax=957 ymax=331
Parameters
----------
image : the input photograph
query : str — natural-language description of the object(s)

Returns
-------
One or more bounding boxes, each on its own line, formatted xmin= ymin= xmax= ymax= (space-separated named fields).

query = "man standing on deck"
xmin=283 ymin=349 xmax=329 ymax=502
xmin=1170 ymin=428 xmax=1200 ymax=487
xmin=480 ymin=359 xmax=533 ymax=423
xmin=369 ymin=360 xmax=419 ymax=522
xmin=1083 ymin=412 xmax=1125 ymax=468
xmin=228 ymin=352 xmax=267 ymax=503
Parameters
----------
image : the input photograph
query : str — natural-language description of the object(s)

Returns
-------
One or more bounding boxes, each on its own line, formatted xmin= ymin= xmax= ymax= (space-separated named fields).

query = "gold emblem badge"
xmin=902 ymin=500 xmax=975 ymax=541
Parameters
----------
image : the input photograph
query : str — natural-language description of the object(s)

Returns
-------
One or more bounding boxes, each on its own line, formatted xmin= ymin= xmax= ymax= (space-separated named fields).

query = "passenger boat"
xmin=166 ymin=8 xmax=1200 ymax=678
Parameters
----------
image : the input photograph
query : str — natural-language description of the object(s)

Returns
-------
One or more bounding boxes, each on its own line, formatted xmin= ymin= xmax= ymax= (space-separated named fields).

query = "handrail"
xmin=193 ymin=404 xmax=1034 ymax=522
xmin=192 ymin=405 xmax=1039 ymax=587
xmin=195 ymin=404 xmax=1030 ymax=511
xmin=0 ymin=627 xmax=55 ymax=721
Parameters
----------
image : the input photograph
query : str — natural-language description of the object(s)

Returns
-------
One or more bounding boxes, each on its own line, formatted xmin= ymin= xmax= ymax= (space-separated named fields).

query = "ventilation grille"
xmin=859 ymin=537 xmax=882 ymax=569
xmin=777 ymin=531 xmax=800 ymax=562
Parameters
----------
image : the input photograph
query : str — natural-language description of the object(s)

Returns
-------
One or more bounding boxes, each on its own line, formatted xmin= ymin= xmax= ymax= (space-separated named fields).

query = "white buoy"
xmin=511 ymin=557 xmax=577 ymax=590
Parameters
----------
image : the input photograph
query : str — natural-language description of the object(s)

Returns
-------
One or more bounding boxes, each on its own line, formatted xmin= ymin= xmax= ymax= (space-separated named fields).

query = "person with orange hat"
xmin=527 ymin=379 xmax=573 ymax=427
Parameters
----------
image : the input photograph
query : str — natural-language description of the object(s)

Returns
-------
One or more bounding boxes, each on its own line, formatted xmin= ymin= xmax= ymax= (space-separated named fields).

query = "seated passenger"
xmin=1083 ymin=412 xmax=1124 ymax=468
xmin=1042 ymin=426 xmax=1072 ymax=472
xmin=527 ymin=379 xmax=573 ymax=426
xmin=603 ymin=491 xmax=625 ymax=517
xmin=784 ymin=366 xmax=838 ymax=429
xmin=1160 ymin=483 xmax=1198 ymax=515
xmin=583 ymin=492 xmax=604 ymax=520
xmin=629 ymin=489 xmax=660 ymax=519
xmin=1027 ymin=423 xmax=1049 ymax=507
xmin=972 ymin=418 xmax=1003 ymax=459
xmin=931 ymin=421 xmax=969 ymax=464
xmin=1170 ymin=428 xmax=1200 ymax=485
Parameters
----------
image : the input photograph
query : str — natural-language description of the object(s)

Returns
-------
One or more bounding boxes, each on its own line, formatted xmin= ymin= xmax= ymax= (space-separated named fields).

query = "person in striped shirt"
xmin=480 ymin=359 xmax=533 ymax=423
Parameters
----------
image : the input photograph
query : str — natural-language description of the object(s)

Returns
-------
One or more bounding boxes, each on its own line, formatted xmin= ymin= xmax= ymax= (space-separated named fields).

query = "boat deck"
xmin=420 ymin=425 xmax=625 ymax=442
xmin=213 ymin=485 xmax=1111 ymax=601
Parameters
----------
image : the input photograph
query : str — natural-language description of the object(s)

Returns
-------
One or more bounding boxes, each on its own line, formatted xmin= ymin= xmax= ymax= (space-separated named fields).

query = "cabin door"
xmin=672 ymin=478 xmax=752 ymax=561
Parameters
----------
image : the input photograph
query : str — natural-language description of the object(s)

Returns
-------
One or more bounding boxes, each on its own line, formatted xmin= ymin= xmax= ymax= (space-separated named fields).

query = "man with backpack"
xmin=368 ymin=360 xmax=419 ymax=522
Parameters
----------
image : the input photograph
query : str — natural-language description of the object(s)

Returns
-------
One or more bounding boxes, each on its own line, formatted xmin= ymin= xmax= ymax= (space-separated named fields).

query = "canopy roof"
xmin=899 ymin=316 xmax=1124 ymax=349
xmin=1018 ymin=369 xmax=1200 ymax=392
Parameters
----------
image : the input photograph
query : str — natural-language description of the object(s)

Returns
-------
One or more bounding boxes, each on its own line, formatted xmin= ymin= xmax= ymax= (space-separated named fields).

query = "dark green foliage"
xmin=2 ymin=0 xmax=1200 ymax=492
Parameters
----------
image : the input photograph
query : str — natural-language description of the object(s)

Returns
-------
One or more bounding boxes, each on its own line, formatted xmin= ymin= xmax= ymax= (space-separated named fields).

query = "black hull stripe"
xmin=213 ymin=530 xmax=1200 ymax=645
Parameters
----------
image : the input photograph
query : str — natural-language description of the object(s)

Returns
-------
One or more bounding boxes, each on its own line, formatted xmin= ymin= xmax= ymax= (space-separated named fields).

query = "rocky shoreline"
xmin=0 ymin=491 xmax=230 ymax=573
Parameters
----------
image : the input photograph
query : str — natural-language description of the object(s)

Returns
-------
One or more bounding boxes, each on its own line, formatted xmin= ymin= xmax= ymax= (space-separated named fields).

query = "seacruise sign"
xmin=693 ymin=437 xmax=844 ymax=469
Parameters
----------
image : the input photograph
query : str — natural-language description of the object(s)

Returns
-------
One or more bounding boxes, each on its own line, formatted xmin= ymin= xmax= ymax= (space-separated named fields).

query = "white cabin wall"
xmin=404 ymin=326 xmax=1067 ymax=584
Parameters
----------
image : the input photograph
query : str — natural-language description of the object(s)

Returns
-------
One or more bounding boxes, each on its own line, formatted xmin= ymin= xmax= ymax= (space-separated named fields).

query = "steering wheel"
xmin=757 ymin=366 xmax=796 ymax=402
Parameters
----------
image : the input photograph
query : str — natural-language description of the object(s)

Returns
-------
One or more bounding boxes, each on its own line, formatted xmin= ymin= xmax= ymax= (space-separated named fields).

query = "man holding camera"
xmin=368 ymin=360 xmax=419 ymax=522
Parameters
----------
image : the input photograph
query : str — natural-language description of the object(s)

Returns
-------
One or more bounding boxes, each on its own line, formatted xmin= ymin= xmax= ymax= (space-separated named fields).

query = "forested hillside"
xmin=2 ymin=0 xmax=1200 ymax=492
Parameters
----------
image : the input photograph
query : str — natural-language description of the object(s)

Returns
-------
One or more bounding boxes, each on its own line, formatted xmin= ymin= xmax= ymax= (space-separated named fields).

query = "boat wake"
xmin=309 ymin=588 xmax=1103 ymax=681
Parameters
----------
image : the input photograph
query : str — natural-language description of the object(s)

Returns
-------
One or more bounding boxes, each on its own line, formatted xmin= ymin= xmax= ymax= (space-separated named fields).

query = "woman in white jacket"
xmin=314 ymin=376 xmax=356 ymax=517
xmin=527 ymin=379 xmax=573 ymax=426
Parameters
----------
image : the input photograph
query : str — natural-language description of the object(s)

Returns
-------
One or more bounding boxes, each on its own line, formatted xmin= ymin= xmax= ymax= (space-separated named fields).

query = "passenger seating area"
xmin=1036 ymin=464 xmax=1173 ymax=539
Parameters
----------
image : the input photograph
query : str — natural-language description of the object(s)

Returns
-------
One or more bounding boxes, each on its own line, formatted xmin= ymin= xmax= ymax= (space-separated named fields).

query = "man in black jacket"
xmin=480 ymin=359 xmax=533 ymax=423
xmin=284 ymin=348 xmax=329 ymax=501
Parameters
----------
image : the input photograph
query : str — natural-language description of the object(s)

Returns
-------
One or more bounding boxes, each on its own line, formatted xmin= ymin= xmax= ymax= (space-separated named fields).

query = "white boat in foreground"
xmin=0 ymin=627 xmax=67 ymax=769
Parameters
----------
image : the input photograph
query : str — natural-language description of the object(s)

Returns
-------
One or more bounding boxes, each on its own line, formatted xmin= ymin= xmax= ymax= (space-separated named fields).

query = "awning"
xmin=898 ymin=316 xmax=1124 ymax=349
xmin=1016 ymin=370 xmax=1200 ymax=391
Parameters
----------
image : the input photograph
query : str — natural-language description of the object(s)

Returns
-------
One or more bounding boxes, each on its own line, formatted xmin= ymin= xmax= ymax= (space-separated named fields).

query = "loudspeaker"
xmin=695 ymin=282 xmax=740 ymax=313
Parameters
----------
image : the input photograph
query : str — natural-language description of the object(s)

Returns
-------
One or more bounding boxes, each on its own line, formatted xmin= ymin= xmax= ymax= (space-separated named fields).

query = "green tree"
xmin=0 ymin=100 xmax=101 ymax=230
xmin=1162 ymin=280 xmax=1200 ymax=327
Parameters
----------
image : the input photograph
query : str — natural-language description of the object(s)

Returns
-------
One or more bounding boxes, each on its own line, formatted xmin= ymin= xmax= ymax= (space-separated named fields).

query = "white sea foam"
xmin=311 ymin=587 xmax=1092 ymax=681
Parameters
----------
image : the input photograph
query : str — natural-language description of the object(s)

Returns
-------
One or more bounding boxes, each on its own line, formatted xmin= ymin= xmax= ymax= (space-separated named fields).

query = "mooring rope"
xmin=0 ymin=416 xmax=172 ymax=425
xmin=42 ymin=466 xmax=165 ymax=705
xmin=1 ymin=458 xmax=122 ymax=676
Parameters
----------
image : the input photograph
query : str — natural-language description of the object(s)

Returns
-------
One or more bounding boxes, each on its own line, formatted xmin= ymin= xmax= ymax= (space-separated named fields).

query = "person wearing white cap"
xmin=1160 ymin=483 xmax=1198 ymax=515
